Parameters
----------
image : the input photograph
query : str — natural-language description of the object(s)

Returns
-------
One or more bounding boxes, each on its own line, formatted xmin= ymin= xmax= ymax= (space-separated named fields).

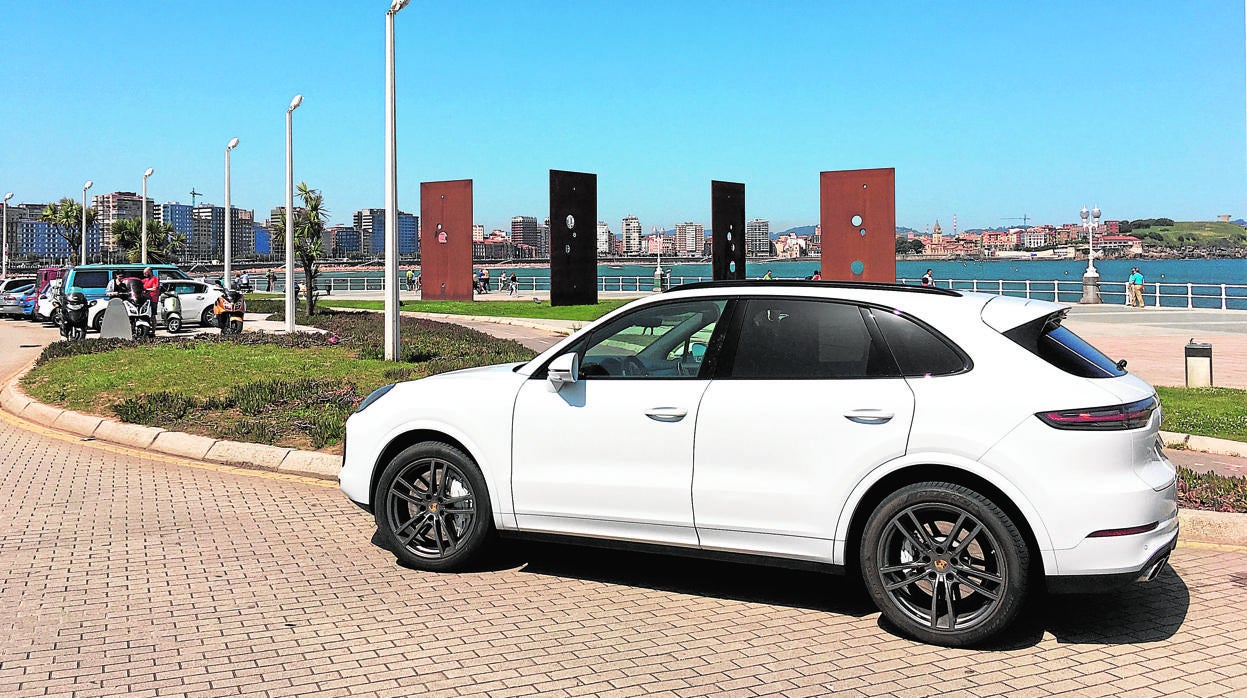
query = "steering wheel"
xmin=622 ymin=356 xmax=646 ymax=377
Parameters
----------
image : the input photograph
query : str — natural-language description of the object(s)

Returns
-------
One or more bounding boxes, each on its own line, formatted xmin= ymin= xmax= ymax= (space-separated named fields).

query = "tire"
xmin=374 ymin=442 xmax=494 ymax=572
xmin=166 ymin=316 xmax=182 ymax=333
xmin=229 ymin=319 xmax=243 ymax=335
xmin=50 ymin=308 xmax=62 ymax=328
xmin=202 ymin=308 xmax=216 ymax=327
xmin=92 ymin=312 xmax=104 ymax=333
xmin=860 ymin=481 xmax=1029 ymax=647
xmin=70 ymin=326 xmax=84 ymax=342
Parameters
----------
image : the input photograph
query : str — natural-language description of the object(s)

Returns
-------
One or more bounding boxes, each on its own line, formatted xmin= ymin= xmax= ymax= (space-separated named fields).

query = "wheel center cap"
xmin=429 ymin=502 xmax=439 ymax=514
xmin=933 ymin=559 xmax=949 ymax=572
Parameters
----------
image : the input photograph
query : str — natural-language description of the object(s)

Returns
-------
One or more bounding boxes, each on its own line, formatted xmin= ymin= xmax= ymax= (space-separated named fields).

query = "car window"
xmin=870 ymin=308 xmax=970 ymax=377
xmin=726 ymin=299 xmax=894 ymax=379
xmin=70 ymin=270 xmax=111 ymax=289
xmin=1002 ymin=312 xmax=1123 ymax=379
xmin=578 ymin=300 xmax=726 ymax=379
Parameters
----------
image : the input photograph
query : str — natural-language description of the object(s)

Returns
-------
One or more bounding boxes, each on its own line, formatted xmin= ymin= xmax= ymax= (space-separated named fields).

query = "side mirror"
xmin=548 ymin=353 xmax=579 ymax=390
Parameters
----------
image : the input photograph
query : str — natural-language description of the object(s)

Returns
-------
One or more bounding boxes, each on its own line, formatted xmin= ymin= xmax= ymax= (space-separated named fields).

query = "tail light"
xmin=1037 ymin=396 xmax=1157 ymax=431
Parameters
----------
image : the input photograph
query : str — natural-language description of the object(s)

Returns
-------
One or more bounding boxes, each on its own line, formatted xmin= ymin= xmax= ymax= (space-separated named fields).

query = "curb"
xmin=400 ymin=310 xmax=579 ymax=337
xmin=1160 ymin=430 xmax=1247 ymax=458
xmin=3 ymin=362 xmax=340 ymax=481
xmin=1177 ymin=509 xmax=1247 ymax=547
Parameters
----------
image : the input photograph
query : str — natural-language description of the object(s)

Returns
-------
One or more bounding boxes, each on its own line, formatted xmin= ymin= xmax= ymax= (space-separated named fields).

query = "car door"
xmin=511 ymin=298 xmax=728 ymax=547
xmin=692 ymin=298 xmax=915 ymax=562
xmin=177 ymin=282 xmax=209 ymax=319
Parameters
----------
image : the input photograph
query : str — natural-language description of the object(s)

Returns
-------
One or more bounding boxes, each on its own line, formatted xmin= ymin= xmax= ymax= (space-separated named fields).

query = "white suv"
xmin=340 ymin=281 xmax=1178 ymax=646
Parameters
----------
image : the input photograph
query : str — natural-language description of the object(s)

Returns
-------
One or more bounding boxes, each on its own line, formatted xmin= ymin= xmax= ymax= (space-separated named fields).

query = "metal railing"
xmin=898 ymin=278 xmax=1247 ymax=311
xmin=260 ymin=274 xmax=1247 ymax=310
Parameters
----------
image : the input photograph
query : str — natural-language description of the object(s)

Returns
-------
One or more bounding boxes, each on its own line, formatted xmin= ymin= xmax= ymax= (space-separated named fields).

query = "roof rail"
xmin=669 ymin=279 xmax=962 ymax=297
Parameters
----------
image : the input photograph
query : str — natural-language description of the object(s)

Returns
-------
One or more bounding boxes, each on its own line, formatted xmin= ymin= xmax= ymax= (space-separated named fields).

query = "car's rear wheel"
xmin=860 ymin=481 xmax=1029 ymax=647
xmin=201 ymin=308 xmax=216 ymax=327
xmin=375 ymin=442 xmax=493 ymax=572
xmin=166 ymin=316 xmax=182 ymax=333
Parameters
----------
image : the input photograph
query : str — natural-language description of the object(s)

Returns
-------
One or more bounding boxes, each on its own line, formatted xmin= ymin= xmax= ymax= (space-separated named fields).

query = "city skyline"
xmin=2 ymin=2 xmax=1244 ymax=235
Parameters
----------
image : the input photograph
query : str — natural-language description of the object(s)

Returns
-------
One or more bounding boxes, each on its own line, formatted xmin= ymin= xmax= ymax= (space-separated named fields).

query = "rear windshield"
xmin=1003 ymin=313 xmax=1125 ymax=378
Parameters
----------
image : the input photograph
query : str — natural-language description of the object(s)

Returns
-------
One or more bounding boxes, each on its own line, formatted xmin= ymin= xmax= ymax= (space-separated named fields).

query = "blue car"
xmin=19 ymin=286 xmax=39 ymax=319
xmin=0 ymin=284 xmax=35 ymax=318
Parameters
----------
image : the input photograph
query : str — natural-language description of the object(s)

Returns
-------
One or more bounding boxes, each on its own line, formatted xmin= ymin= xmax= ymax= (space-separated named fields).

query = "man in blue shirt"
xmin=1128 ymin=267 xmax=1144 ymax=308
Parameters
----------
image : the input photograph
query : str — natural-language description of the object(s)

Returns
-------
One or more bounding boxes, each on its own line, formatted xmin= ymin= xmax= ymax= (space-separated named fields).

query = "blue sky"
xmin=2 ymin=1 xmax=1243 ymax=234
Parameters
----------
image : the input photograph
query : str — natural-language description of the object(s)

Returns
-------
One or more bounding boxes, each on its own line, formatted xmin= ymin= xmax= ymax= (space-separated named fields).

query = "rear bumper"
xmin=1046 ymin=524 xmax=1178 ymax=594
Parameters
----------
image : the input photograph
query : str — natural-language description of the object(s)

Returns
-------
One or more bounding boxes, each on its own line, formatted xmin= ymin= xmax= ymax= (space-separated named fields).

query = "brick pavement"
xmin=2 ymin=413 xmax=1247 ymax=697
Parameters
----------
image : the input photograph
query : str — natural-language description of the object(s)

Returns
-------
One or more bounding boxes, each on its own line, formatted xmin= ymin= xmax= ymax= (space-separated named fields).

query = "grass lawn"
xmin=1156 ymin=386 xmax=1247 ymax=442
xmin=22 ymin=342 xmax=395 ymax=415
xmin=319 ymin=298 xmax=629 ymax=321
xmin=1135 ymin=221 xmax=1247 ymax=248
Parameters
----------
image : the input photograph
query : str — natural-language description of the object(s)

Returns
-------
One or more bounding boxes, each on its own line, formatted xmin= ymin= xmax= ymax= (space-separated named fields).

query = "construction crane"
xmin=189 ymin=188 xmax=203 ymax=207
xmin=1002 ymin=215 xmax=1031 ymax=227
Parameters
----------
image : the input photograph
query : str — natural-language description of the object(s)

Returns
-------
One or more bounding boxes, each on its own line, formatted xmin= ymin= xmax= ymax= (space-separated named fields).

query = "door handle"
xmin=645 ymin=407 xmax=688 ymax=422
xmin=844 ymin=409 xmax=894 ymax=425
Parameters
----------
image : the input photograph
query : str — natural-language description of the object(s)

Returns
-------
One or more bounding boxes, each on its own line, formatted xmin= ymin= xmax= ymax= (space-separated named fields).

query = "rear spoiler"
xmin=980 ymin=295 xmax=1066 ymax=333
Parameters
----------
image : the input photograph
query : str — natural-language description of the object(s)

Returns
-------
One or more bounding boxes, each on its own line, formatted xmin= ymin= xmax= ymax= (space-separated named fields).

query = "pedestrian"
xmin=266 ymin=269 xmax=277 ymax=292
xmin=762 ymin=269 xmax=774 ymax=280
xmin=1129 ymin=267 xmax=1145 ymax=308
xmin=482 ymin=268 xmax=490 ymax=293
xmin=812 ymin=269 xmax=822 ymax=281
xmin=509 ymin=272 xmax=518 ymax=295
xmin=405 ymin=268 xmax=415 ymax=291
xmin=921 ymin=269 xmax=934 ymax=287
xmin=239 ymin=271 xmax=250 ymax=291
xmin=142 ymin=267 xmax=160 ymax=325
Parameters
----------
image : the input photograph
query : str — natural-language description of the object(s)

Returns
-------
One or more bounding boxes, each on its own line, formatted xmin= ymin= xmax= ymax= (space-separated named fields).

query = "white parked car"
xmin=35 ymin=279 xmax=62 ymax=324
xmin=340 ymin=281 xmax=1178 ymax=646
xmin=88 ymin=279 xmax=223 ymax=331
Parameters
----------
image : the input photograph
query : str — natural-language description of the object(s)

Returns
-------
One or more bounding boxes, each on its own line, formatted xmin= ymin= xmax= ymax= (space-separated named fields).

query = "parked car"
xmin=0 ymin=277 xmax=36 ymax=295
xmin=339 ymin=280 xmax=1178 ymax=647
xmin=18 ymin=285 xmax=40 ymax=319
xmin=163 ymin=279 xmax=226 ymax=327
xmin=0 ymin=284 xmax=35 ymax=318
xmin=34 ymin=279 xmax=63 ymax=323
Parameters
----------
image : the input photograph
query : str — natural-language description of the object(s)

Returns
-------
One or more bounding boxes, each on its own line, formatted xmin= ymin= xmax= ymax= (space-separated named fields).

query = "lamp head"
xmin=289 ymin=94 xmax=304 ymax=111
xmin=227 ymin=137 xmax=240 ymax=150
xmin=83 ymin=180 xmax=94 ymax=191
xmin=3 ymin=193 xmax=12 ymax=203
xmin=390 ymin=0 xmax=411 ymax=12
xmin=144 ymin=167 xmax=154 ymax=178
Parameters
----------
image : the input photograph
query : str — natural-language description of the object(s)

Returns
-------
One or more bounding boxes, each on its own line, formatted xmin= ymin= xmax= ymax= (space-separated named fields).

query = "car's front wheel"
xmin=860 ymin=481 xmax=1029 ymax=647
xmin=375 ymin=442 xmax=493 ymax=572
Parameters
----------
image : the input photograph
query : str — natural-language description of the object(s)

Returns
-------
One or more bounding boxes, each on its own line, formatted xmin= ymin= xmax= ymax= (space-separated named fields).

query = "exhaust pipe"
xmin=1137 ymin=555 xmax=1168 ymax=583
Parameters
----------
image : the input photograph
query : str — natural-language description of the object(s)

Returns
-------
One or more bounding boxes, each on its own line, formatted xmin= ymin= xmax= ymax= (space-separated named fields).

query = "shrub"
xmin=1178 ymin=467 xmax=1247 ymax=513
xmin=113 ymin=391 xmax=198 ymax=423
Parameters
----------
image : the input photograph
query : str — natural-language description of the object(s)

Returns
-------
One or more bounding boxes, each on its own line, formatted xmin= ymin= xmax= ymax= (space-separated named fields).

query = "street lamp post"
xmin=141 ymin=168 xmax=154 ymax=264
xmin=652 ymin=226 xmax=663 ymax=292
xmin=224 ymin=138 xmax=239 ymax=289
xmin=384 ymin=0 xmax=410 ymax=362
xmin=81 ymin=180 xmax=93 ymax=265
xmin=1079 ymin=204 xmax=1102 ymax=304
xmin=286 ymin=94 xmax=303 ymax=333
xmin=2 ymin=192 xmax=12 ymax=278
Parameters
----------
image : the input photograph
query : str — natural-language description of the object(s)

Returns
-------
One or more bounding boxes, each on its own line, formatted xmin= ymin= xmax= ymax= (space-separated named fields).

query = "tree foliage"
xmin=39 ymin=198 xmax=97 ymax=264
xmin=895 ymin=237 xmax=925 ymax=255
xmin=109 ymin=218 xmax=185 ymax=264
xmin=269 ymin=182 xmax=327 ymax=315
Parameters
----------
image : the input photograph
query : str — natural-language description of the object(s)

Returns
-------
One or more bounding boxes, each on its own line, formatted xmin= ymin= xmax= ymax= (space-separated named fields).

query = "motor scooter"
xmin=107 ymin=276 xmax=154 ymax=339
xmin=159 ymin=288 xmax=183 ymax=333
xmin=213 ymin=290 xmax=246 ymax=335
xmin=59 ymin=292 xmax=89 ymax=341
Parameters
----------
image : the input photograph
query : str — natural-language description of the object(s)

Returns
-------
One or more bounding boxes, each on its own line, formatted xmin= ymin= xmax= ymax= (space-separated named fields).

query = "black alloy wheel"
xmin=861 ymin=481 xmax=1029 ymax=647
xmin=201 ymin=307 xmax=216 ymax=327
xmin=375 ymin=442 xmax=493 ymax=572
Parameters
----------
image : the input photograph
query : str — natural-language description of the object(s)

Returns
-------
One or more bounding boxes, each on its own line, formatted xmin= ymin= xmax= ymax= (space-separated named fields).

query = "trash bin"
xmin=1185 ymin=339 xmax=1213 ymax=388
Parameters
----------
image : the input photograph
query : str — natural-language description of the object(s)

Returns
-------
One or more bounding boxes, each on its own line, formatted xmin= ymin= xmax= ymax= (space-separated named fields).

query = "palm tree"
xmin=39 ymin=198 xmax=97 ymax=264
xmin=110 ymin=218 xmax=186 ymax=263
xmin=270 ymin=181 xmax=328 ymax=314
